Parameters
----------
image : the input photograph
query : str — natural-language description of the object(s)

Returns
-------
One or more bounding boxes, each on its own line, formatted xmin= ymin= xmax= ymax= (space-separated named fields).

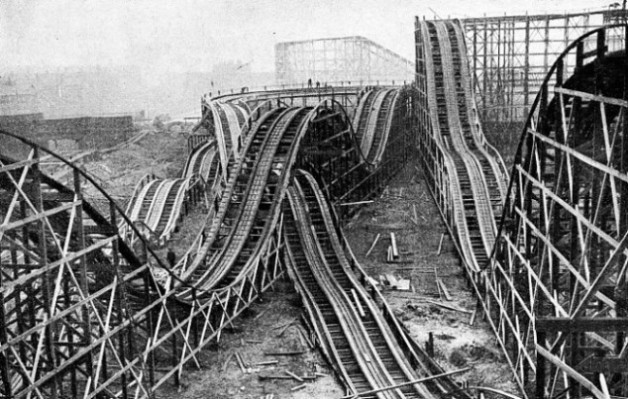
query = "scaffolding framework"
xmin=453 ymin=8 xmax=628 ymax=124
xmin=275 ymin=36 xmax=414 ymax=86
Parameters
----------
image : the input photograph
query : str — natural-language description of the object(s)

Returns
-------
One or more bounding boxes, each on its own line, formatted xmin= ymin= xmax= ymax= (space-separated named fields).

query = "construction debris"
xmin=426 ymin=299 xmax=472 ymax=314
xmin=380 ymin=274 xmax=411 ymax=291
xmin=222 ymin=352 xmax=235 ymax=372
xmin=285 ymin=370 xmax=304 ymax=382
xmin=291 ymin=383 xmax=307 ymax=391
xmin=255 ymin=360 xmax=279 ymax=366
xmin=437 ymin=279 xmax=453 ymax=301
xmin=390 ymin=232 xmax=399 ymax=258
xmin=437 ymin=233 xmax=445 ymax=255
xmin=264 ymin=350 xmax=305 ymax=356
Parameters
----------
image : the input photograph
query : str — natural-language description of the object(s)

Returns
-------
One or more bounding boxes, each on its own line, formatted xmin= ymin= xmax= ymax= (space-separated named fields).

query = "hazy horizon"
xmin=1 ymin=0 xmax=616 ymax=76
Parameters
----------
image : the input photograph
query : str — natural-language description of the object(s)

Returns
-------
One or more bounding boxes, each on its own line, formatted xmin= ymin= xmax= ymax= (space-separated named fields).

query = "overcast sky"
xmin=0 ymin=0 xmax=616 ymax=75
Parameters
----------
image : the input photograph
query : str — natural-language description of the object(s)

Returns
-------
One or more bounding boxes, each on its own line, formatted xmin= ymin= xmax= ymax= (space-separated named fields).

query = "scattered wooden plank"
xmin=277 ymin=321 xmax=295 ymax=337
xmin=264 ymin=350 xmax=305 ymax=356
xmin=437 ymin=279 xmax=452 ymax=301
xmin=426 ymin=299 xmax=472 ymax=314
xmin=221 ymin=352 xmax=234 ymax=372
xmin=365 ymin=233 xmax=381 ymax=257
xmin=235 ymin=352 xmax=246 ymax=373
xmin=272 ymin=317 xmax=297 ymax=330
xmin=254 ymin=308 xmax=269 ymax=321
xmin=285 ymin=370 xmax=304 ymax=382
xmin=434 ymin=267 xmax=443 ymax=300
xmin=255 ymin=360 xmax=279 ymax=366
xmin=390 ymin=232 xmax=399 ymax=258
xmin=259 ymin=374 xmax=316 ymax=381
xmin=339 ymin=200 xmax=374 ymax=206
xmin=258 ymin=375 xmax=293 ymax=380
xmin=412 ymin=205 xmax=418 ymax=225
xmin=437 ymin=233 xmax=445 ymax=255
xmin=469 ymin=309 xmax=477 ymax=326
xmin=291 ymin=383 xmax=307 ymax=391
xmin=396 ymin=279 xmax=411 ymax=291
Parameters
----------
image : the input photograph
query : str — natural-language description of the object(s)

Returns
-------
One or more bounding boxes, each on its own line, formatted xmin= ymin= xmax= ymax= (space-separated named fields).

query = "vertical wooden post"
xmin=33 ymin=147 xmax=60 ymax=398
xmin=0 ymin=248 xmax=13 ymax=398
xmin=536 ymin=330 xmax=546 ymax=399
xmin=72 ymin=167 xmax=94 ymax=391
xmin=523 ymin=15 xmax=530 ymax=118
xmin=109 ymin=199 xmax=128 ymax=399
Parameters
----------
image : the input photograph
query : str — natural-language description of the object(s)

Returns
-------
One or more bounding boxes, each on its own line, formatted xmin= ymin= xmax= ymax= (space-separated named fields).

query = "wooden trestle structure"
xmin=417 ymin=16 xmax=628 ymax=398
xmin=0 ymin=87 xmax=415 ymax=398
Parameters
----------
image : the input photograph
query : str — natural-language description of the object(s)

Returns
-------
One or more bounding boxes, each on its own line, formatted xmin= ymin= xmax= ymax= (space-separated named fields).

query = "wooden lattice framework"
xmin=0 ymin=132 xmax=285 ymax=398
xmin=458 ymin=8 xmax=628 ymax=125
xmin=492 ymin=24 xmax=628 ymax=398
xmin=275 ymin=36 xmax=414 ymax=86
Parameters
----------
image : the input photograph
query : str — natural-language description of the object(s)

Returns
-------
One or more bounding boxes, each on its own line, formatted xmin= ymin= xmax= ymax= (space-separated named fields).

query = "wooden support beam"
xmin=536 ymin=317 xmax=628 ymax=332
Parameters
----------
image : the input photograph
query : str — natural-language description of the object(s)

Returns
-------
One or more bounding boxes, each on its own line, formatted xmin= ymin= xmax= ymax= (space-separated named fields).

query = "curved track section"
xmin=206 ymin=101 xmax=249 ymax=177
xmin=182 ymin=140 xmax=217 ymax=183
xmin=121 ymin=176 xmax=200 ymax=245
xmin=284 ymin=171 xmax=469 ymax=399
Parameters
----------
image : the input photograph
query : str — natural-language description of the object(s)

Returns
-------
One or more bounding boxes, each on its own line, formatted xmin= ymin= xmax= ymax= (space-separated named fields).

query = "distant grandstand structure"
xmin=275 ymin=36 xmax=414 ymax=86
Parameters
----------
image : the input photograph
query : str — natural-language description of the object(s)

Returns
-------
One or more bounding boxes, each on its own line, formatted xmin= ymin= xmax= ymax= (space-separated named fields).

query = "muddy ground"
xmin=85 ymin=128 xmax=518 ymax=398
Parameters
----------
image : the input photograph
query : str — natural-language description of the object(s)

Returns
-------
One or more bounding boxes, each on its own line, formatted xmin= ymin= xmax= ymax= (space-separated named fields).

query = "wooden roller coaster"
xmin=0 ymin=87 xmax=416 ymax=398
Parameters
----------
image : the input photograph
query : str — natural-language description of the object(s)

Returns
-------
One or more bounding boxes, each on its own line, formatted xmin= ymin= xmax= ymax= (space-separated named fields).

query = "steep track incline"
xmin=418 ymin=19 xmax=506 ymax=271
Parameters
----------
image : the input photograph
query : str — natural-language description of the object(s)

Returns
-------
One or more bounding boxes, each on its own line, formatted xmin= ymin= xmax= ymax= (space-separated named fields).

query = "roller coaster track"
xmin=121 ymin=127 xmax=225 ymax=247
xmin=283 ymin=170 xmax=469 ymax=399
xmin=417 ymin=18 xmax=628 ymax=397
xmin=418 ymin=19 xmax=506 ymax=272
xmin=0 ymin=86 xmax=417 ymax=398
xmin=206 ymin=101 xmax=249 ymax=177
xmin=182 ymin=140 xmax=217 ymax=182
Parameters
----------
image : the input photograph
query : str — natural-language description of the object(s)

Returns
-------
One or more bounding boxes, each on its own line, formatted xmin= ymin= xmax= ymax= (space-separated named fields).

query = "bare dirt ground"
xmin=156 ymin=280 xmax=346 ymax=399
xmin=343 ymin=164 xmax=518 ymax=397
xmin=93 ymin=128 xmax=519 ymax=398
xmin=81 ymin=123 xmax=188 ymax=200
